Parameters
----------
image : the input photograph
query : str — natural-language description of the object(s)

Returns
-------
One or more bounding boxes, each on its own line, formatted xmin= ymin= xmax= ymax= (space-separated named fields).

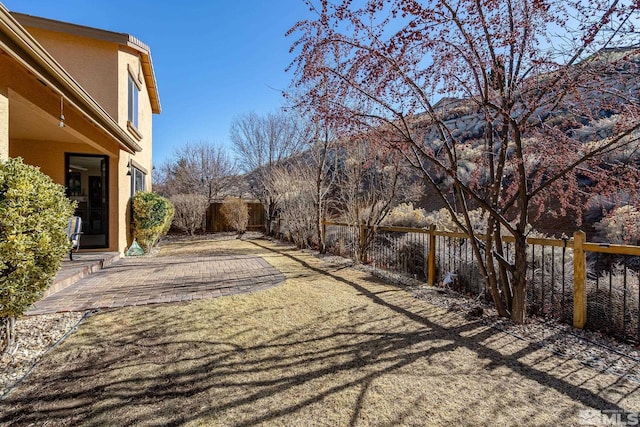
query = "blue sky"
xmin=2 ymin=0 xmax=315 ymax=166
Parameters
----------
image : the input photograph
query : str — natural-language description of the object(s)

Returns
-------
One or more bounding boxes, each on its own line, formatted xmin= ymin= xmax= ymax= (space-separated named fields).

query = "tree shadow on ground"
xmin=1 ymin=240 xmax=638 ymax=426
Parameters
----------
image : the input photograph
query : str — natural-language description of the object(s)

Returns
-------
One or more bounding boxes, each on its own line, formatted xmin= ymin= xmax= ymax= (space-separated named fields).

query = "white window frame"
xmin=127 ymin=73 xmax=139 ymax=130
xmin=131 ymin=166 xmax=145 ymax=197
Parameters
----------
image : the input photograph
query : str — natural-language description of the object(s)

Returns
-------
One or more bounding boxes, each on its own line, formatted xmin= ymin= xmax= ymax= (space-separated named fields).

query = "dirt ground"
xmin=1 ymin=237 xmax=639 ymax=426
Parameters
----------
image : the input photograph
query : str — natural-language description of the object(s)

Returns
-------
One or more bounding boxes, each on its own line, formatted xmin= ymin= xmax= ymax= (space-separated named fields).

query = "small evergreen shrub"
xmin=171 ymin=193 xmax=208 ymax=236
xmin=132 ymin=191 xmax=174 ymax=252
xmin=161 ymin=199 xmax=175 ymax=238
xmin=220 ymin=197 xmax=248 ymax=234
xmin=0 ymin=158 xmax=75 ymax=353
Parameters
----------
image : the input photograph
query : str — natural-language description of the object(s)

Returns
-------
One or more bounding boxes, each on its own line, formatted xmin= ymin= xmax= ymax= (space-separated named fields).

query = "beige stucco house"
xmin=0 ymin=4 xmax=160 ymax=255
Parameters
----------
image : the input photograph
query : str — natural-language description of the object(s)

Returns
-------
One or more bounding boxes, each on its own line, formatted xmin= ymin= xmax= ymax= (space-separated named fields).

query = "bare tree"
xmin=230 ymin=111 xmax=312 ymax=233
xmin=171 ymin=194 xmax=209 ymax=236
xmin=271 ymin=162 xmax=317 ymax=247
xmin=309 ymin=122 xmax=339 ymax=252
xmin=336 ymin=140 xmax=416 ymax=262
xmin=266 ymin=124 xmax=340 ymax=249
xmin=157 ymin=141 xmax=237 ymax=204
xmin=289 ymin=0 xmax=640 ymax=322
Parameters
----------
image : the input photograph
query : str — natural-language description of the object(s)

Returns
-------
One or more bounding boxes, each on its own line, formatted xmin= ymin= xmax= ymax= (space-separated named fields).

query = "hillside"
xmin=236 ymin=48 xmax=639 ymax=238
xmin=401 ymin=47 xmax=640 ymax=236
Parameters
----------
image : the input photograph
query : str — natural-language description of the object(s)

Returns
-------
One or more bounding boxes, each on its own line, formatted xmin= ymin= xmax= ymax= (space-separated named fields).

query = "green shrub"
xmin=161 ymin=198 xmax=175 ymax=238
xmin=132 ymin=191 xmax=174 ymax=252
xmin=0 ymin=158 xmax=75 ymax=353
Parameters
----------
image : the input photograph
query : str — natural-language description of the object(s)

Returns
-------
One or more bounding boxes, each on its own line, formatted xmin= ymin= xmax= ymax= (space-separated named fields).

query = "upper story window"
xmin=127 ymin=73 xmax=139 ymax=129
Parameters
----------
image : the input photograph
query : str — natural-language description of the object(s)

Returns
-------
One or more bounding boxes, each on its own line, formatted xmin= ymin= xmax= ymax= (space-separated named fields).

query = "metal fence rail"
xmin=322 ymin=220 xmax=640 ymax=344
xmin=526 ymin=241 xmax=574 ymax=324
xmin=324 ymin=223 xmax=358 ymax=260
xmin=369 ymin=228 xmax=430 ymax=280
xmin=583 ymin=243 xmax=640 ymax=344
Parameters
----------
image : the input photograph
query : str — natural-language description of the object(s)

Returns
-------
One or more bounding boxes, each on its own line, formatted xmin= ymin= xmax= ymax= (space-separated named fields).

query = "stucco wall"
xmin=11 ymin=139 xmax=121 ymax=253
xmin=10 ymin=139 xmax=74 ymax=183
xmin=117 ymin=152 xmax=132 ymax=251
xmin=22 ymin=27 xmax=120 ymax=120
xmin=6 ymin=22 xmax=157 ymax=255
xmin=0 ymin=87 xmax=8 ymax=160
xmin=117 ymin=49 xmax=154 ymax=251
xmin=118 ymin=49 xmax=153 ymax=188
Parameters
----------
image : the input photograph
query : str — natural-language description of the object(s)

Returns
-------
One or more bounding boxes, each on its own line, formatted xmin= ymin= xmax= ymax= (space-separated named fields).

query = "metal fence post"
xmin=359 ymin=220 xmax=367 ymax=263
xmin=428 ymin=224 xmax=436 ymax=286
xmin=573 ymin=230 xmax=587 ymax=329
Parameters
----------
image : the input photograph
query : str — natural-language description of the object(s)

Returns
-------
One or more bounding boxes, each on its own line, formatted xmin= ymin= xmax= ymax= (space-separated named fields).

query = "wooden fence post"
xmin=573 ymin=230 xmax=587 ymax=329
xmin=428 ymin=224 xmax=436 ymax=286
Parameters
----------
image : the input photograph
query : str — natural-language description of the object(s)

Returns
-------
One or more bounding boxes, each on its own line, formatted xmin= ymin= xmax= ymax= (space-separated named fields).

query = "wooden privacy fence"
xmin=207 ymin=202 xmax=265 ymax=232
xmin=322 ymin=220 xmax=640 ymax=344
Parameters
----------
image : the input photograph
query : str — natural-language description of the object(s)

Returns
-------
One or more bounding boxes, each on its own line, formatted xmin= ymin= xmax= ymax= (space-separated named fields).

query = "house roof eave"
xmin=0 ymin=5 xmax=142 ymax=153
xmin=11 ymin=11 xmax=161 ymax=114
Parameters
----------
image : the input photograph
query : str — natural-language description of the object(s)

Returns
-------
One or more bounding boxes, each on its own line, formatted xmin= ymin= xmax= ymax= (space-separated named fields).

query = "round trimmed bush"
xmin=0 ymin=157 xmax=75 ymax=352
xmin=132 ymin=191 xmax=174 ymax=252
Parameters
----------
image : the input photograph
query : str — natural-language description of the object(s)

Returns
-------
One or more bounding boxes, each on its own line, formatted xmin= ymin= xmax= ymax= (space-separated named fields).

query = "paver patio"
xmin=27 ymin=253 xmax=285 ymax=315
xmin=3 ymin=238 xmax=640 ymax=425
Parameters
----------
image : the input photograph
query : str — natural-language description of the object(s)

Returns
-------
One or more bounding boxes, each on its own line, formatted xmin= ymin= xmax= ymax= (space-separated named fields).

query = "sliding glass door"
xmin=65 ymin=154 xmax=109 ymax=249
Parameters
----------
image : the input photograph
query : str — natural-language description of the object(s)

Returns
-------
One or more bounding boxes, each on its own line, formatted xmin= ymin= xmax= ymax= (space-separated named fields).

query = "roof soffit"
xmin=0 ymin=5 xmax=142 ymax=153
xmin=11 ymin=11 xmax=161 ymax=114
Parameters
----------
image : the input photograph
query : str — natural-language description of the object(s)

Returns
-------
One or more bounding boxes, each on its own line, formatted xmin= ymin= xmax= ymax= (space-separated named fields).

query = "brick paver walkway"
xmin=27 ymin=253 xmax=285 ymax=315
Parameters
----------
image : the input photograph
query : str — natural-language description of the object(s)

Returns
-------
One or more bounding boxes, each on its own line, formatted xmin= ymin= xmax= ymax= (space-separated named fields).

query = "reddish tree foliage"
xmin=288 ymin=0 xmax=640 ymax=323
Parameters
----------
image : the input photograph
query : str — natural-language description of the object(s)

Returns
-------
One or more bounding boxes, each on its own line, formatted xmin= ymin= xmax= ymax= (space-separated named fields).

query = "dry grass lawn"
xmin=1 ymin=237 xmax=639 ymax=426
